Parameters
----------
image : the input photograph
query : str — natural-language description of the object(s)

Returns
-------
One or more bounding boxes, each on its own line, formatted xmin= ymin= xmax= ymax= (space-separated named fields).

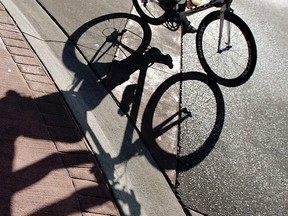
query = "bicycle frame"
xmin=178 ymin=0 xmax=232 ymax=18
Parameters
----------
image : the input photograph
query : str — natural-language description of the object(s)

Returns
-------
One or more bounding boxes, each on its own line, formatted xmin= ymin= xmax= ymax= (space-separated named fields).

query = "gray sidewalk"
xmin=0 ymin=0 xmax=187 ymax=215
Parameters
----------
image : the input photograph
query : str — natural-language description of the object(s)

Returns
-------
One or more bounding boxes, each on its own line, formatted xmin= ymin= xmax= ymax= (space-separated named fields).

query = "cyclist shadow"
xmin=62 ymin=9 xmax=225 ymax=198
xmin=0 ymin=90 xmax=120 ymax=215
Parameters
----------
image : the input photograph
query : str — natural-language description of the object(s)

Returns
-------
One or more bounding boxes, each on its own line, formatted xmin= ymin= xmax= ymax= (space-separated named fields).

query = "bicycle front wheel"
xmin=196 ymin=11 xmax=257 ymax=87
xmin=132 ymin=0 xmax=168 ymax=25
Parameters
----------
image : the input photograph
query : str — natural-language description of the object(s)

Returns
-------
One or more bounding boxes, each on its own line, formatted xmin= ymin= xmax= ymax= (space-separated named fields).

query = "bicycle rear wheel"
xmin=196 ymin=11 xmax=257 ymax=87
xmin=133 ymin=0 xmax=169 ymax=25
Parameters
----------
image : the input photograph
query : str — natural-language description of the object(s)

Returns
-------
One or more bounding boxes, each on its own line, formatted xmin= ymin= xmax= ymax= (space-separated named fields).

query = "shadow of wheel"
xmin=63 ymin=13 xmax=152 ymax=80
xmin=141 ymin=71 xmax=225 ymax=176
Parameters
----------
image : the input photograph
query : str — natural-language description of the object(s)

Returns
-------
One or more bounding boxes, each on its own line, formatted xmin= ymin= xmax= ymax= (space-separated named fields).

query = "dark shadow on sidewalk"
xmin=0 ymin=90 xmax=119 ymax=215
xmin=60 ymin=10 xmax=225 ymax=209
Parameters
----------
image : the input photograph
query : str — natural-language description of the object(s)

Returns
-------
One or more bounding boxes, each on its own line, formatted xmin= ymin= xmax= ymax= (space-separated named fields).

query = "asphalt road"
xmin=178 ymin=0 xmax=288 ymax=215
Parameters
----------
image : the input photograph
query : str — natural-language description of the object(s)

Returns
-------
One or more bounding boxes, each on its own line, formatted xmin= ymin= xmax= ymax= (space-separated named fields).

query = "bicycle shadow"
xmin=61 ymin=11 xmax=225 ymax=215
xmin=61 ymin=5 xmax=226 ymax=198
xmin=61 ymin=12 xmax=175 ymax=215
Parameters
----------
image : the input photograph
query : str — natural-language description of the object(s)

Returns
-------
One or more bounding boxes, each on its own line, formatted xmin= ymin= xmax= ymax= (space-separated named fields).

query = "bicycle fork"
xmin=217 ymin=3 xmax=232 ymax=53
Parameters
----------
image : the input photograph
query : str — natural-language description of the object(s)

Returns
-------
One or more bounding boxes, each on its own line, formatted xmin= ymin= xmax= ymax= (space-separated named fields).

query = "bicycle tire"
xmin=196 ymin=11 xmax=257 ymax=87
xmin=132 ymin=0 xmax=169 ymax=25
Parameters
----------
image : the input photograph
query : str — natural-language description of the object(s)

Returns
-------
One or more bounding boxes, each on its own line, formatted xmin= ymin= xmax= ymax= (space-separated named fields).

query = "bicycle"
xmin=132 ymin=0 xmax=257 ymax=87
